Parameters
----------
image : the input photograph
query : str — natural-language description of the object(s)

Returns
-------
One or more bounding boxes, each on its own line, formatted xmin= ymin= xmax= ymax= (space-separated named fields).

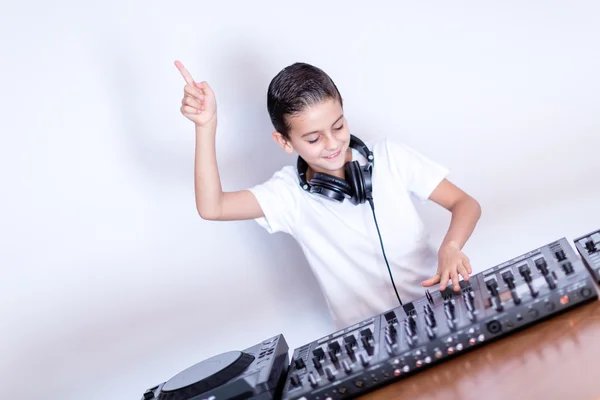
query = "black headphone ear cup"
xmin=310 ymin=172 xmax=353 ymax=201
xmin=345 ymin=161 xmax=365 ymax=205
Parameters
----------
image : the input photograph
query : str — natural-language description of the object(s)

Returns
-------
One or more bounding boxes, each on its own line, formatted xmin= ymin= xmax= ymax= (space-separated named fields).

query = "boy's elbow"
xmin=470 ymin=197 xmax=482 ymax=219
xmin=196 ymin=205 xmax=221 ymax=221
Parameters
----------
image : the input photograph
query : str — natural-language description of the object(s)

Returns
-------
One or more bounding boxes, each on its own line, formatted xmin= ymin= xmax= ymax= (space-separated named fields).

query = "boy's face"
xmin=273 ymin=98 xmax=351 ymax=177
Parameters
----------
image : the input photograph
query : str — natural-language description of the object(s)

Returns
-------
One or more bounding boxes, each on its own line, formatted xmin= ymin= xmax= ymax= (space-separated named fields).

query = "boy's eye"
xmin=334 ymin=124 xmax=344 ymax=131
xmin=308 ymin=137 xmax=319 ymax=144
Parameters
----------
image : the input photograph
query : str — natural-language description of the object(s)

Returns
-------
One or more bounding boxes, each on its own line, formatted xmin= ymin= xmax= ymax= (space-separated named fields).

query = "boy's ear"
xmin=272 ymin=131 xmax=294 ymax=154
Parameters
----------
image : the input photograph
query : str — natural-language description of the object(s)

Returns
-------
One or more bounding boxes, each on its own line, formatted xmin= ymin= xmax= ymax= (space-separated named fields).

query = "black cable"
xmin=368 ymin=197 xmax=403 ymax=306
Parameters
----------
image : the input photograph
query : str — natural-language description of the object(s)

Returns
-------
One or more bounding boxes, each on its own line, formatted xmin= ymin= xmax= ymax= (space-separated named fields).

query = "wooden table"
xmin=359 ymin=298 xmax=600 ymax=400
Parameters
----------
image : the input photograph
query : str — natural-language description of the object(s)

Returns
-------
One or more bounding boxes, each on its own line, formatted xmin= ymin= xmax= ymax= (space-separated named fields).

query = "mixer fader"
xmin=280 ymin=237 xmax=598 ymax=400
xmin=574 ymin=228 xmax=600 ymax=284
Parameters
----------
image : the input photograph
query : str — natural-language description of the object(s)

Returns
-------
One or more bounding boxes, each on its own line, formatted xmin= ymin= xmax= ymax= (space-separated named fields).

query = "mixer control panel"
xmin=280 ymin=237 xmax=598 ymax=400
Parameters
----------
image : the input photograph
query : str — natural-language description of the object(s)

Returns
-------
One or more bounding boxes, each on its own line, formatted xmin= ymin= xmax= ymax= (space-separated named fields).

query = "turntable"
xmin=141 ymin=334 xmax=290 ymax=400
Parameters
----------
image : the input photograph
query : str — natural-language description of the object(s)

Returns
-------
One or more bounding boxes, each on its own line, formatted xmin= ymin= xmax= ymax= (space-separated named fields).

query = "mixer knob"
xmin=312 ymin=348 xmax=325 ymax=360
xmin=463 ymin=292 xmax=475 ymax=311
xmin=345 ymin=343 xmax=355 ymax=357
xmin=586 ymin=240 xmax=597 ymax=253
xmin=424 ymin=313 xmax=436 ymax=328
xmin=486 ymin=278 xmax=500 ymax=296
xmin=511 ymin=290 xmax=521 ymax=305
xmin=344 ymin=335 xmax=357 ymax=348
xmin=562 ymin=261 xmax=575 ymax=275
xmin=342 ymin=360 xmax=352 ymax=374
xmin=308 ymin=372 xmax=318 ymax=388
xmin=385 ymin=333 xmax=395 ymax=346
xmin=444 ymin=299 xmax=455 ymax=313
xmin=325 ymin=367 xmax=335 ymax=382
xmin=359 ymin=353 xmax=370 ymax=367
xmin=502 ymin=271 xmax=516 ymax=289
xmin=312 ymin=357 xmax=322 ymax=370
xmin=328 ymin=341 xmax=341 ymax=354
xmin=294 ymin=358 xmax=306 ymax=370
xmin=360 ymin=328 xmax=373 ymax=340
xmin=361 ymin=337 xmax=374 ymax=356
xmin=535 ymin=258 xmax=549 ymax=275
xmin=426 ymin=324 xmax=436 ymax=339
xmin=491 ymin=296 xmax=504 ymax=312
xmin=386 ymin=342 xmax=394 ymax=355
xmin=467 ymin=310 xmax=477 ymax=322
xmin=328 ymin=350 xmax=338 ymax=364
xmin=555 ymin=249 xmax=566 ymax=261
xmin=518 ymin=265 xmax=533 ymax=282
xmin=290 ymin=374 xmax=301 ymax=387
xmin=544 ymin=274 xmax=557 ymax=290
xmin=385 ymin=324 xmax=397 ymax=336
xmin=444 ymin=305 xmax=455 ymax=321
xmin=408 ymin=315 xmax=417 ymax=330
xmin=404 ymin=319 xmax=417 ymax=337
xmin=447 ymin=318 xmax=455 ymax=330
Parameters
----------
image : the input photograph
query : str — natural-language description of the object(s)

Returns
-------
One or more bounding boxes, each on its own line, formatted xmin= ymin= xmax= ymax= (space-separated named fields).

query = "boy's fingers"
xmin=464 ymin=258 xmax=472 ymax=274
xmin=421 ymin=274 xmax=440 ymax=287
xmin=439 ymin=270 xmax=450 ymax=290
xmin=458 ymin=264 xmax=470 ymax=281
xmin=175 ymin=60 xmax=195 ymax=85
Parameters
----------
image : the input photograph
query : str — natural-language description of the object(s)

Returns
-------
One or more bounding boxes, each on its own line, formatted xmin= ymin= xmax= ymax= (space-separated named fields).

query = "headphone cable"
xmin=367 ymin=197 xmax=403 ymax=306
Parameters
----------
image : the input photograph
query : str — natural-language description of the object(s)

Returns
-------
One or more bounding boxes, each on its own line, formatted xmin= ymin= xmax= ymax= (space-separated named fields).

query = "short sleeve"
xmin=248 ymin=166 xmax=301 ymax=235
xmin=384 ymin=139 xmax=450 ymax=201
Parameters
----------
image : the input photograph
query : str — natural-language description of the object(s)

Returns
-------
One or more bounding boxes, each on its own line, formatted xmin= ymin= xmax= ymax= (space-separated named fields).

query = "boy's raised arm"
xmin=175 ymin=60 xmax=264 ymax=221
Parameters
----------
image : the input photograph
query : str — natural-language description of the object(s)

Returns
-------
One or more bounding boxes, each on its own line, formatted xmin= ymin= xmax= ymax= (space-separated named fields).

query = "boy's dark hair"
xmin=267 ymin=62 xmax=343 ymax=139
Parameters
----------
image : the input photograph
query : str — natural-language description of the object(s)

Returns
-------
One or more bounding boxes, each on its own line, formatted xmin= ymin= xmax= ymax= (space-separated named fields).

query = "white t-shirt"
xmin=249 ymin=137 xmax=449 ymax=329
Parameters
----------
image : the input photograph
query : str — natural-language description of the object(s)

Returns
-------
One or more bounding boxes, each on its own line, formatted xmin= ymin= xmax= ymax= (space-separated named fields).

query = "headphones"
xmin=295 ymin=134 xmax=404 ymax=306
xmin=297 ymin=135 xmax=374 ymax=205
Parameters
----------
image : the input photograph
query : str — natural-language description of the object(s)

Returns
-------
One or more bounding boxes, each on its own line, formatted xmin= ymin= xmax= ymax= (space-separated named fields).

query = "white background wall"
xmin=1 ymin=1 xmax=599 ymax=399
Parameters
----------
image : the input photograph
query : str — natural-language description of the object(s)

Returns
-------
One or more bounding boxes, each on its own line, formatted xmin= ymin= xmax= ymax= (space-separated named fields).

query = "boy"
xmin=175 ymin=60 xmax=482 ymax=329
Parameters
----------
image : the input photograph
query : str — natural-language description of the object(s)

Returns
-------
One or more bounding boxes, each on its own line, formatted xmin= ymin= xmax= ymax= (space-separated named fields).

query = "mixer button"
xmin=328 ymin=350 xmax=338 ymax=363
xmin=312 ymin=357 xmax=322 ymax=370
xmin=555 ymin=249 xmax=566 ymax=261
xmin=294 ymin=358 xmax=306 ymax=370
xmin=312 ymin=348 xmax=325 ymax=360
xmin=426 ymin=325 xmax=436 ymax=339
xmin=325 ymin=367 xmax=335 ymax=382
xmin=344 ymin=335 xmax=357 ymax=347
xmin=328 ymin=341 xmax=341 ymax=354
xmin=290 ymin=374 xmax=301 ymax=387
xmin=342 ymin=360 xmax=352 ymax=374
xmin=535 ymin=258 xmax=549 ymax=275
xmin=359 ymin=353 xmax=370 ymax=367
xmin=308 ymin=372 xmax=318 ymax=388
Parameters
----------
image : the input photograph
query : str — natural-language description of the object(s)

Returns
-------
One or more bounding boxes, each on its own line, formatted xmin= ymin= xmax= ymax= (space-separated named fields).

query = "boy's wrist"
xmin=195 ymin=117 xmax=217 ymax=134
